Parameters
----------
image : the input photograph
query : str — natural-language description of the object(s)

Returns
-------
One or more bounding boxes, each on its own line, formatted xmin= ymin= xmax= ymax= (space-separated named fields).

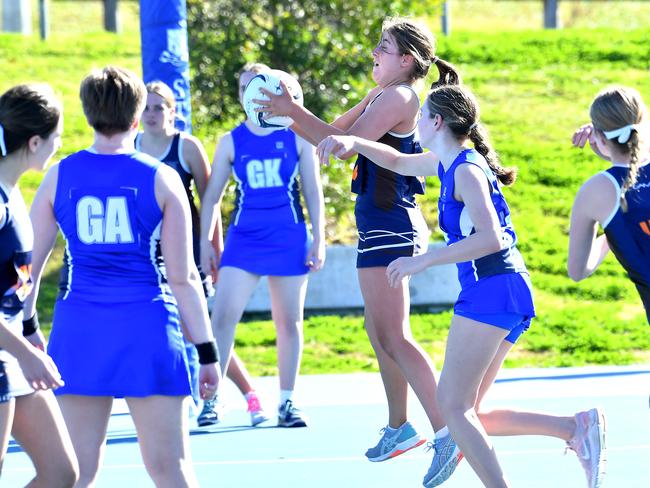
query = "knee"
xmin=437 ymin=383 xmax=471 ymax=419
xmin=374 ymin=330 xmax=407 ymax=360
xmin=146 ymin=457 xmax=189 ymax=484
xmin=34 ymin=455 xmax=79 ymax=488
xmin=276 ymin=320 xmax=303 ymax=338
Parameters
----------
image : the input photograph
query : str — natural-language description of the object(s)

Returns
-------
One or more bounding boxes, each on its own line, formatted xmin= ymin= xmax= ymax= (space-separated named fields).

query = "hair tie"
xmin=432 ymin=56 xmax=439 ymax=64
xmin=603 ymin=124 xmax=640 ymax=144
xmin=469 ymin=121 xmax=479 ymax=131
xmin=0 ymin=123 xmax=6 ymax=157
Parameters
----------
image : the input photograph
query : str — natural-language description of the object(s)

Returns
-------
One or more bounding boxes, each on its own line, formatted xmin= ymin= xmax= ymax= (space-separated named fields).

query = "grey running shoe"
xmin=566 ymin=407 xmax=607 ymax=488
xmin=422 ymin=432 xmax=463 ymax=487
xmin=365 ymin=421 xmax=426 ymax=462
xmin=278 ymin=399 xmax=308 ymax=427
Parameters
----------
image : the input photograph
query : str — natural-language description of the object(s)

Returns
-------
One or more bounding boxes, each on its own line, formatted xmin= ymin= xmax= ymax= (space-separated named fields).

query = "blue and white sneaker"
xmin=365 ymin=421 xmax=426 ymax=462
xmin=566 ymin=407 xmax=607 ymax=488
xmin=278 ymin=399 xmax=308 ymax=427
xmin=197 ymin=399 xmax=224 ymax=427
xmin=422 ymin=432 xmax=463 ymax=487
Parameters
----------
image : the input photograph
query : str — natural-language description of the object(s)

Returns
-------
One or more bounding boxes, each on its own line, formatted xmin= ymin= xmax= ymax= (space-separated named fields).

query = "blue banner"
xmin=140 ymin=0 xmax=192 ymax=132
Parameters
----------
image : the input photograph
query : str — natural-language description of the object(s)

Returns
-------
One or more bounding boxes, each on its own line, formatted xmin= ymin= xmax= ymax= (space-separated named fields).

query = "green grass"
xmin=2 ymin=1 xmax=649 ymax=376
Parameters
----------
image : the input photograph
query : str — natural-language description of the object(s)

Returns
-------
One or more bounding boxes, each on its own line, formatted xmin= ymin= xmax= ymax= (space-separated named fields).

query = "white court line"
xmin=5 ymin=444 xmax=647 ymax=472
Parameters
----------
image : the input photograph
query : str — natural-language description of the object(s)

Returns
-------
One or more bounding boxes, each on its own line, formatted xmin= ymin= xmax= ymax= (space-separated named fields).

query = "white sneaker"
xmin=566 ymin=407 xmax=607 ymax=488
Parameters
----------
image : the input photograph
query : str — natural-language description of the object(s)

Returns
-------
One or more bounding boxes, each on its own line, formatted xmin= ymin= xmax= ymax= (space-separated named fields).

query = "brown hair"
xmin=427 ymin=84 xmax=517 ymax=186
xmin=590 ymin=86 xmax=647 ymax=212
xmin=382 ymin=17 xmax=437 ymax=82
xmin=0 ymin=84 xmax=61 ymax=159
xmin=146 ymin=80 xmax=176 ymax=110
xmin=79 ymin=66 xmax=147 ymax=136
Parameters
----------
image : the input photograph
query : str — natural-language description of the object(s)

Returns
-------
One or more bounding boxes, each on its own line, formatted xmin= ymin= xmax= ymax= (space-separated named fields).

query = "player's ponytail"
xmin=0 ymin=84 xmax=61 ymax=159
xmin=620 ymin=130 xmax=642 ymax=212
xmin=427 ymin=84 xmax=517 ymax=186
xmin=430 ymin=57 xmax=462 ymax=89
xmin=469 ymin=122 xmax=517 ymax=186
xmin=590 ymin=85 xmax=648 ymax=212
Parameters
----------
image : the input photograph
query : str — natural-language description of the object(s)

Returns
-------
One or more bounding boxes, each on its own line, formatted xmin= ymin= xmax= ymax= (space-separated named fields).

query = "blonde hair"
xmin=80 ymin=66 xmax=146 ymax=136
xmin=590 ymin=86 xmax=648 ymax=211
xmin=146 ymin=80 xmax=176 ymax=110
xmin=237 ymin=62 xmax=271 ymax=79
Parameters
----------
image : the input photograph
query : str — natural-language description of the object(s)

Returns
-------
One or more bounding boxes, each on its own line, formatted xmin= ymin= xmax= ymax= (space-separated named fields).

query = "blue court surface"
xmin=2 ymin=366 xmax=648 ymax=487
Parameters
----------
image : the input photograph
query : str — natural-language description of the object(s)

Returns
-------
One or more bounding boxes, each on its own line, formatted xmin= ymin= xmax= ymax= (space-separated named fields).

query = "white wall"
xmin=242 ymin=243 xmax=460 ymax=312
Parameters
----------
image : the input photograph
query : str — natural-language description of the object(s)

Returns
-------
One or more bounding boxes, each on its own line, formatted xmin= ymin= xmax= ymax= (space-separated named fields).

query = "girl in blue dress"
xmin=0 ymin=83 xmax=78 ymax=486
xmin=24 ymin=67 xmax=220 ymax=487
xmin=199 ymin=63 xmax=325 ymax=428
xmin=318 ymin=82 xmax=606 ymax=488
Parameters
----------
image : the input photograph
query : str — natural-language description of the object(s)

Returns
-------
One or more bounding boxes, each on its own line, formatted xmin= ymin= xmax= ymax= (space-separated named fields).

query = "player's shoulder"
xmin=381 ymin=84 xmax=419 ymax=104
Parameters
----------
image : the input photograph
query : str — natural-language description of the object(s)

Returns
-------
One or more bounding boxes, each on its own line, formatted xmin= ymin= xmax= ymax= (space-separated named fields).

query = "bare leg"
xmin=57 ymin=395 xmax=112 ymax=488
xmin=267 ymin=274 xmax=308 ymax=392
xmin=225 ymin=352 xmax=256 ymax=395
xmin=437 ymin=315 xmax=510 ymax=488
xmin=12 ymin=390 xmax=78 ymax=488
xmin=476 ymin=341 xmax=575 ymax=440
xmin=210 ymin=267 xmax=260 ymax=382
xmin=359 ymin=268 xmax=445 ymax=431
xmin=0 ymin=399 xmax=15 ymax=471
xmin=127 ymin=396 xmax=197 ymax=488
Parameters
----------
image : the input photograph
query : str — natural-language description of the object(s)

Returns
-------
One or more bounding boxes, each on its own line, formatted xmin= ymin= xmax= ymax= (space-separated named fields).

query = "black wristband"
xmin=196 ymin=340 xmax=219 ymax=365
xmin=22 ymin=312 xmax=40 ymax=336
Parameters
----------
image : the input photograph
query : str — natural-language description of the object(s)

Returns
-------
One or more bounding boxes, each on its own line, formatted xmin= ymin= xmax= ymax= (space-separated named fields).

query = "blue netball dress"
xmin=351 ymin=87 xmax=429 ymax=268
xmin=0 ymin=184 xmax=34 ymax=401
xmin=48 ymin=150 xmax=192 ymax=397
xmin=219 ymin=124 xmax=310 ymax=276
xmin=600 ymin=163 xmax=650 ymax=322
xmin=438 ymin=149 xmax=535 ymax=341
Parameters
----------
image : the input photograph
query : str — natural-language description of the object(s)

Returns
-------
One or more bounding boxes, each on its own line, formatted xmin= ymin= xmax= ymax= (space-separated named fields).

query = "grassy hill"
xmin=1 ymin=1 xmax=648 ymax=374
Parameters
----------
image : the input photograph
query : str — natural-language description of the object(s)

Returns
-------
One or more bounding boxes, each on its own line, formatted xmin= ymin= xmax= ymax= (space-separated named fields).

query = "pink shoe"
xmin=566 ymin=407 xmax=607 ymax=488
xmin=246 ymin=392 xmax=270 ymax=427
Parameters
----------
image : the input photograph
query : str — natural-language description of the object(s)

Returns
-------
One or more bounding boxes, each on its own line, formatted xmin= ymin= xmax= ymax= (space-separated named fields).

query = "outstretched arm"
xmin=256 ymin=83 xmax=418 ymax=148
xmin=317 ymin=134 xmax=436 ymax=176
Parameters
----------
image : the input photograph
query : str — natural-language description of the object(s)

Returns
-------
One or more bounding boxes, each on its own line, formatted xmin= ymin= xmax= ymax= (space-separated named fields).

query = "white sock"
xmin=385 ymin=425 xmax=398 ymax=433
xmin=435 ymin=426 xmax=450 ymax=440
xmin=279 ymin=389 xmax=293 ymax=407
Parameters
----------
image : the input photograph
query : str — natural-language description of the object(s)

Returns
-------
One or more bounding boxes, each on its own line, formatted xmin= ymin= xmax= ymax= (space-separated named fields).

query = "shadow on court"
xmin=2 ymin=366 xmax=648 ymax=487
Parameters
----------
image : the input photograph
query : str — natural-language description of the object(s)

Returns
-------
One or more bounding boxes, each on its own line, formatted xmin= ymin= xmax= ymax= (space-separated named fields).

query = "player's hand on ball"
xmin=255 ymin=80 xmax=294 ymax=118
